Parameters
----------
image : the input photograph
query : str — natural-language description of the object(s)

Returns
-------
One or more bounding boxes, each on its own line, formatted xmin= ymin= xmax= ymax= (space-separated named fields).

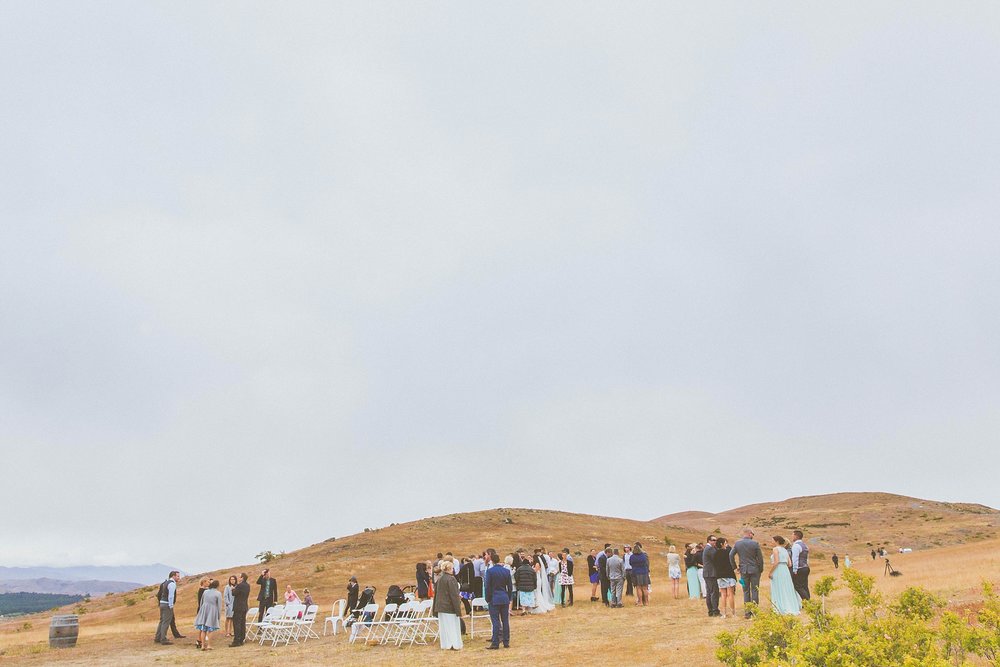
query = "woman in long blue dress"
xmin=684 ymin=544 xmax=701 ymax=599
xmin=767 ymin=536 xmax=801 ymax=615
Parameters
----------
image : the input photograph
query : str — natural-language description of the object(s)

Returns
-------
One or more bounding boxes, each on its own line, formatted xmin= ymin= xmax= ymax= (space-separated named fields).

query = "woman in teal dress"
xmin=767 ymin=536 xmax=801 ymax=615
xmin=684 ymin=544 xmax=701 ymax=599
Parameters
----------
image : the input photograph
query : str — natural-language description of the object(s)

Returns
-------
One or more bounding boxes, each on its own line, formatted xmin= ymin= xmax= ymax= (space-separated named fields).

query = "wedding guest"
xmin=154 ymin=570 xmax=181 ymax=645
xmin=768 ymin=536 xmax=801 ymax=615
xmin=597 ymin=544 xmax=612 ymax=606
xmin=284 ymin=585 xmax=301 ymax=605
xmin=607 ymin=548 xmax=625 ymax=608
xmin=346 ymin=576 xmax=360 ymax=611
xmin=505 ymin=555 xmax=519 ymax=612
xmin=484 ymin=549 xmax=512 ymax=650
xmin=224 ymin=576 xmax=237 ymax=637
xmin=623 ymin=545 xmax=634 ymax=598
xmin=551 ymin=552 xmax=562 ymax=605
xmin=630 ymin=543 xmax=650 ymax=607
xmin=713 ymin=537 xmax=737 ymax=618
xmin=547 ymin=550 xmax=560 ymax=600
xmin=230 ymin=573 xmax=250 ymax=647
xmin=457 ymin=558 xmax=476 ymax=613
xmin=197 ymin=577 xmax=210 ymax=612
xmin=348 ymin=585 xmax=377 ymax=640
xmin=695 ymin=544 xmax=707 ymax=599
xmin=194 ymin=579 xmax=222 ymax=651
xmin=790 ymin=530 xmax=811 ymax=601
xmin=416 ymin=562 xmax=431 ymax=600
xmin=684 ymin=545 xmax=701 ymax=599
xmin=730 ymin=528 xmax=764 ymax=619
xmin=433 ymin=561 xmax=465 ymax=650
xmin=587 ymin=550 xmax=600 ymax=602
xmin=255 ymin=569 xmax=278 ymax=624
xmin=515 ymin=557 xmax=537 ymax=615
xmin=303 ymin=588 xmax=314 ymax=607
xmin=667 ymin=546 xmax=683 ymax=599
xmin=703 ymin=536 xmax=720 ymax=617
xmin=559 ymin=548 xmax=575 ymax=606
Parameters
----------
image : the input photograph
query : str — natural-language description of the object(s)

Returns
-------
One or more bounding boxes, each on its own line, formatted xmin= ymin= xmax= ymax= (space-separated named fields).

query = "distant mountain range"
xmin=0 ymin=564 xmax=184 ymax=596
xmin=0 ymin=578 xmax=142 ymax=596
xmin=0 ymin=564 xmax=182 ymax=586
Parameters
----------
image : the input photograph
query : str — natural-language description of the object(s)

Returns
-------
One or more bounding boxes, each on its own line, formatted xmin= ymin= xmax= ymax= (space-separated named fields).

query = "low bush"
xmin=717 ymin=569 xmax=997 ymax=666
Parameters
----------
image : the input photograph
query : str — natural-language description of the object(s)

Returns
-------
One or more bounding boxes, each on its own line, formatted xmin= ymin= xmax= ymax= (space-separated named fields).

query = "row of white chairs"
xmin=347 ymin=600 xmax=440 ymax=647
xmin=245 ymin=604 xmax=320 ymax=646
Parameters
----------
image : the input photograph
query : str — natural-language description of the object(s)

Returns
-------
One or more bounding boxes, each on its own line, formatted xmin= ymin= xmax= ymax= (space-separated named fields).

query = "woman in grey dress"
xmin=224 ymin=576 xmax=237 ymax=637
xmin=194 ymin=579 xmax=223 ymax=651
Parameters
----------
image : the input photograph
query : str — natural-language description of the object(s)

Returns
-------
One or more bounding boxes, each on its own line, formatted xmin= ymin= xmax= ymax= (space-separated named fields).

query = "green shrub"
xmin=717 ymin=572 xmax=999 ymax=666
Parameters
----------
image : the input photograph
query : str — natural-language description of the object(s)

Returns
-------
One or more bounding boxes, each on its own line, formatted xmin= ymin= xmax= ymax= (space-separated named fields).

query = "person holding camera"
xmin=256 ymin=568 xmax=278 ymax=622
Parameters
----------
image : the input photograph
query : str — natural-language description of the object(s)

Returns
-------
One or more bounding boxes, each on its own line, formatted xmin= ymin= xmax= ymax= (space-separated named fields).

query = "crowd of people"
xmin=153 ymin=566 xmax=313 ymax=650
xmin=152 ymin=527 xmax=831 ymax=652
xmin=681 ymin=528 xmax=816 ymax=617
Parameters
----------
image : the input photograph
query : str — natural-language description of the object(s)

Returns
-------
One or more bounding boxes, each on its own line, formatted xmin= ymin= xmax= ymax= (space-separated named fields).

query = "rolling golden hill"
xmin=1 ymin=492 xmax=997 ymax=665
xmin=656 ymin=491 xmax=1000 ymax=556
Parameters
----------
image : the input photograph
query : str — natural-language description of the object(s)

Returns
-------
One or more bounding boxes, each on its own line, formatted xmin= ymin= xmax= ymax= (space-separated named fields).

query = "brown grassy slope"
xmin=0 ymin=508 xmax=704 ymax=641
xmin=655 ymin=491 xmax=1000 ymax=555
xmin=3 ymin=534 xmax=999 ymax=666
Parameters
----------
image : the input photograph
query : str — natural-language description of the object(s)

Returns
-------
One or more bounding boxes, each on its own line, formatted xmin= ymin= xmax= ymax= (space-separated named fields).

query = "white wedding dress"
xmin=531 ymin=562 xmax=556 ymax=614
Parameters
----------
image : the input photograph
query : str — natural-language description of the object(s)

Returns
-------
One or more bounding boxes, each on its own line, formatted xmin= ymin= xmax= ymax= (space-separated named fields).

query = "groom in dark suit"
xmin=483 ymin=548 xmax=512 ymax=649
xmin=230 ymin=573 xmax=251 ymax=646
xmin=702 ymin=535 xmax=720 ymax=617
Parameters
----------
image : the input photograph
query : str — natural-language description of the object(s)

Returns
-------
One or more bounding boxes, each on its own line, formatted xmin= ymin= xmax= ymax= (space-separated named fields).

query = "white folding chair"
xmin=469 ymin=597 xmax=489 ymax=638
xmin=260 ymin=604 xmax=301 ymax=646
xmin=324 ymin=599 xmax=348 ymax=636
xmin=399 ymin=600 xmax=436 ymax=647
xmin=380 ymin=601 xmax=415 ymax=645
xmin=247 ymin=604 xmax=285 ymax=643
xmin=404 ymin=592 xmax=416 ymax=602
xmin=293 ymin=604 xmax=320 ymax=642
xmin=348 ymin=603 xmax=379 ymax=645
xmin=243 ymin=608 xmax=259 ymax=640
xmin=366 ymin=603 xmax=398 ymax=645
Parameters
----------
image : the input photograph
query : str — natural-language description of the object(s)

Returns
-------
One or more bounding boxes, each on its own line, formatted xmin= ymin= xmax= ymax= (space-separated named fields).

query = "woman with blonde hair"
xmin=667 ymin=546 xmax=682 ymax=599
xmin=432 ymin=561 xmax=464 ymax=650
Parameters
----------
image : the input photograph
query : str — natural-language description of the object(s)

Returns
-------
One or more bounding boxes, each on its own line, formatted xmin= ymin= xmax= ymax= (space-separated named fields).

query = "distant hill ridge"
xmin=0 ymin=578 xmax=142 ymax=596
xmin=655 ymin=492 xmax=1000 ymax=552
xmin=0 ymin=564 xmax=182 ymax=586
xmin=3 ymin=492 xmax=997 ymax=634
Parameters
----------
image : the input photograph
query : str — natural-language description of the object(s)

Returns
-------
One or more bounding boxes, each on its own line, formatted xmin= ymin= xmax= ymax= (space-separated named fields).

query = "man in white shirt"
xmin=790 ymin=530 xmax=811 ymax=600
xmin=473 ymin=554 xmax=485 ymax=579
xmin=154 ymin=571 xmax=181 ymax=644
xmin=623 ymin=545 xmax=634 ymax=598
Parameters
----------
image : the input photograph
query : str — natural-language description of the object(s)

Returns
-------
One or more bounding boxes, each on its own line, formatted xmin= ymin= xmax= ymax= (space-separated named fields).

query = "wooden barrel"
xmin=49 ymin=614 xmax=79 ymax=649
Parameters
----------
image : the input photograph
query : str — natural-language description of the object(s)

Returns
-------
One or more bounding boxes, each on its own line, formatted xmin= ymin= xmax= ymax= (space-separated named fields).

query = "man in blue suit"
xmin=483 ymin=548 xmax=512 ymax=649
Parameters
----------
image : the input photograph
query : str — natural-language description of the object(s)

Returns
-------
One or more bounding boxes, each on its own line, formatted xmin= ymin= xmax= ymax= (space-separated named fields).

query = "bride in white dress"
xmin=531 ymin=556 xmax=556 ymax=614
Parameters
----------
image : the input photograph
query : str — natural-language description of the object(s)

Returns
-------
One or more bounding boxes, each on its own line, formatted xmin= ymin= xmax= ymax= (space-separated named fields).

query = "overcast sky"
xmin=2 ymin=2 xmax=998 ymax=573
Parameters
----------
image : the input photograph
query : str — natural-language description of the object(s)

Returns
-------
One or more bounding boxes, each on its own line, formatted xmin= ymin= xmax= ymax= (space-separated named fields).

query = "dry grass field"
xmin=2 ymin=494 xmax=998 ymax=666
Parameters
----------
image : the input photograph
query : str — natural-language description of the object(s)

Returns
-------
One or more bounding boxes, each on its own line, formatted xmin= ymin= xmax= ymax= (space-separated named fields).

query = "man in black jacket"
xmin=702 ymin=536 xmax=720 ymax=617
xmin=230 ymin=573 xmax=251 ymax=646
xmin=256 ymin=569 xmax=277 ymax=623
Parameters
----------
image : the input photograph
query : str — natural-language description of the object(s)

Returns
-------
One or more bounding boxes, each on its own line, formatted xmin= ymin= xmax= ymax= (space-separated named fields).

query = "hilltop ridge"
xmin=655 ymin=491 xmax=1000 ymax=553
